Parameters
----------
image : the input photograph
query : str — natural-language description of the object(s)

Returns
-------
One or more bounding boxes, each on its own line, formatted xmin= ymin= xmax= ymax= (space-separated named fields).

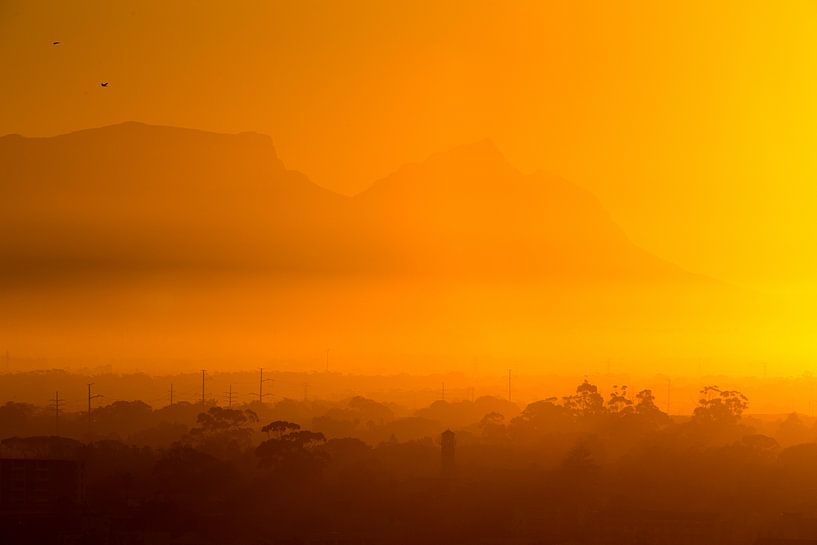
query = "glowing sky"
xmin=2 ymin=1 xmax=817 ymax=292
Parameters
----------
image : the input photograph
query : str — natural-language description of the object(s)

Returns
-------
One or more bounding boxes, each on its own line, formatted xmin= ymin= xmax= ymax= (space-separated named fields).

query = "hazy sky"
xmin=2 ymin=1 xmax=817 ymax=292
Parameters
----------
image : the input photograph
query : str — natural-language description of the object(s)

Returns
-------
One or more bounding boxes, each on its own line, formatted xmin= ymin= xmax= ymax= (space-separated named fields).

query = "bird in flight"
xmin=52 ymin=41 xmax=60 ymax=45
xmin=100 ymin=82 xmax=109 ymax=87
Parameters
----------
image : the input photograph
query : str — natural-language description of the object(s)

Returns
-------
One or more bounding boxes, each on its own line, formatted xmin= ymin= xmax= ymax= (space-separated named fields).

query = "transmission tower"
xmin=87 ymin=383 xmax=103 ymax=432
xmin=256 ymin=367 xmax=274 ymax=404
xmin=49 ymin=391 xmax=66 ymax=436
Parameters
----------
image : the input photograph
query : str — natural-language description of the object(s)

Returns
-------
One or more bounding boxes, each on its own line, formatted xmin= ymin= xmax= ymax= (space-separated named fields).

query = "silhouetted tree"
xmin=511 ymin=398 xmax=571 ymax=437
xmin=282 ymin=429 xmax=326 ymax=446
xmin=189 ymin=406 xmax=259 ymax=458
xmin=607 ymin=385 xmax=633 ymax=415
xmin=255 ymin=428 xmax=327 ymax=476
xmin=479 ymin=411 xmax=507 ymax=442
xmin=193 ymin=406 xmax=259 ymax=434
xmin=92 ymin=400 xmax=154 ymax=437
xmin=261 ymin=420 xmax=300 ymax=439
xmin=692 ymin=386 xmax=748 ymax=426
xmin=563 ymin=380 xmax=605 ymax=418
xmin=632 ymin=388 xmax=670 ymax=428
xmin=346 ymin=396 xmax=394 ymax=423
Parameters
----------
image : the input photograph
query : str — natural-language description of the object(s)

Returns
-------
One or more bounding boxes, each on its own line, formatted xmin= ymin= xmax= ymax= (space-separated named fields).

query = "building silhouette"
xmin=0 ymin=458 xmax=82 ymax=512
xmin=0 ymin=458 xmax=83 ymax=544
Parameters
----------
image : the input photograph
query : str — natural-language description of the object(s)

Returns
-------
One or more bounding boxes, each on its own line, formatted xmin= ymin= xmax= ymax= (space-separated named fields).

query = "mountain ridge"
xmin=0 ymin=122 xmax=703 ymax=284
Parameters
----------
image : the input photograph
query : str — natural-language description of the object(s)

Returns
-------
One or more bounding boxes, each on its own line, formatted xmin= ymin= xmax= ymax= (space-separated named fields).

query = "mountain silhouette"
xmin=0 ymin=122 xmax=346 ymax=274
xmin=0 ymin=122 xmax=698 ymax=284
xmin=352 ymin=139 xmax=694 ymax=282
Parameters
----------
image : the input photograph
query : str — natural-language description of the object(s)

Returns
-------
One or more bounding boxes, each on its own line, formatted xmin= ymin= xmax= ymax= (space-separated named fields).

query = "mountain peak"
xmin=358 ymin=138 xmax=513 ymax=200
xmin=423 ymin=138 xmax=509 ymax=172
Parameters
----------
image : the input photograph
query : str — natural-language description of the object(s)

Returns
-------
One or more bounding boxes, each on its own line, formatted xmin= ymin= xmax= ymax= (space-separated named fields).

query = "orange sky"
xmin=2 ymin=1 xmax=817 ymax=292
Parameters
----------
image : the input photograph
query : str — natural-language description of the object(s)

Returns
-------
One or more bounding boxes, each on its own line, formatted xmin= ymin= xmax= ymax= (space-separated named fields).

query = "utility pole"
xmin=50 ymin=391 xmax=65 ymax=436
xmin=87 ymin=383 xmax=103 ymax=432
xmin=258 ymin=368 xmax=274 ymax=404
xmin=201 ymin=369 xmax=206 ymax=406
xmin=508 ymin=369 xmax=512 ymax=402
xmin=225 ymin=384 xmax=235 ymax=408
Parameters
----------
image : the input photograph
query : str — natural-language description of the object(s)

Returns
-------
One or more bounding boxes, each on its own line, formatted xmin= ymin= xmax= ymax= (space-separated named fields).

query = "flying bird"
xmin=100 ymin=82 xmax=109 ymax=87
xmin=52 ymin=41 xmax=60 ymax=45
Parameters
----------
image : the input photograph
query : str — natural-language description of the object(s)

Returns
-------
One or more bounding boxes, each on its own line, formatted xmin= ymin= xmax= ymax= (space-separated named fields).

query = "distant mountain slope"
xmin=0 ymin=122 xmax=698 ymax=283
